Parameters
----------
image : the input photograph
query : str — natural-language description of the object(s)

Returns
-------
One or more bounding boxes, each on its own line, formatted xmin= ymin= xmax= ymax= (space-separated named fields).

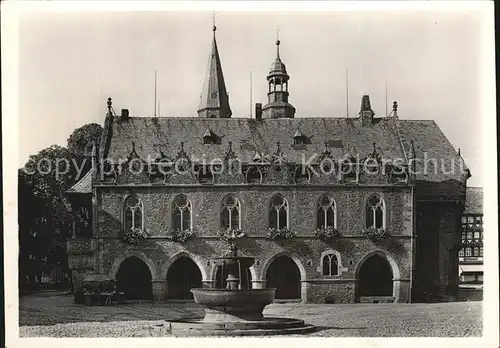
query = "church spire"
xmin=197 ymin=16 xmax=232 ymax=118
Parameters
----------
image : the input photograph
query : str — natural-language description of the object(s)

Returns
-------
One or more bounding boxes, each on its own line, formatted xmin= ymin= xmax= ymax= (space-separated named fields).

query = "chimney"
xmin=359 ymin=95 xmax=375 ymax=126
xmin=255 ymin=103 xmax=262 ymax=120
xmin=121 ymin=109 xmax=129 ymax=119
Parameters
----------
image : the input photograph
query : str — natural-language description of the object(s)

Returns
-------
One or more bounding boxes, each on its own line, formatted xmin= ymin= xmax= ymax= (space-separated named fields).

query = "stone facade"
xmin=68 ymin=185 xmax=414 ymax=303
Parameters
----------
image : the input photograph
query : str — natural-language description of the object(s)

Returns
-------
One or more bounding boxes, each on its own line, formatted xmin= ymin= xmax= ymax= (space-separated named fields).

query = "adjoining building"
xmin=66 ymin=24 xmax=470 ymax=304
xmin=458 ymin=187 xmax=483 ymax=291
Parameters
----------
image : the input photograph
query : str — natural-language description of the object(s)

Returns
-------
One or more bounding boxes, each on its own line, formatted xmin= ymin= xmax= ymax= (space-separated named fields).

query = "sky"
xmin=18 ymin=8 xmax=489 ymax=186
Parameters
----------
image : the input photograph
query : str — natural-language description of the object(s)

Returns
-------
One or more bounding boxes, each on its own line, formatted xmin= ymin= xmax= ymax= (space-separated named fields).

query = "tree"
xmin=18 ymin=169 xmax=41 ymax=291
xmin=19 ymin=123 xmax=103 ymax=293
xmin=19 ymin=145 xmax=75 ymax=291
xmin=67 ymin=123 xmax=103 ymax=158
xmin=67 ymin=123 xmax=103 ymax=176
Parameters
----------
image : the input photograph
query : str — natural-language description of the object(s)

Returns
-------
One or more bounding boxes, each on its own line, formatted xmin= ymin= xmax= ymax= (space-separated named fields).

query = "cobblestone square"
xmin=19 ymin=292 xmax=482 ymax=337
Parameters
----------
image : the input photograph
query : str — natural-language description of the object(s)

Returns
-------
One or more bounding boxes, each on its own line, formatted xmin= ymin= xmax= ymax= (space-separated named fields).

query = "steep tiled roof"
xmin=397 ymin=120 xmax=468 ymax=200
xmin=66 ymin=168 xmax=93 ymax=194
xmin=464 ymin=187 xmax=483 ymax=214
xmin=97 ymin=114 xmax=468 ymax=201
xmin=104 ymin=116 xmax=406 ymax=165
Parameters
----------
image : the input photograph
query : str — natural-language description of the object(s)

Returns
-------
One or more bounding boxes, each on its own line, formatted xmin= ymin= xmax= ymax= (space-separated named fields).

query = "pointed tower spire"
xmin=262 ymin=30 xmax=296 ymax=119
xmin=197 ymin=15 xmax=232 ymax=118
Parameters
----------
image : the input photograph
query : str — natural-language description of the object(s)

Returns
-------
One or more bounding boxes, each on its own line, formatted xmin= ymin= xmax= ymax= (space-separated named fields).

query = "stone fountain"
xmin=154 ymin=243 xmax=315 ymax=336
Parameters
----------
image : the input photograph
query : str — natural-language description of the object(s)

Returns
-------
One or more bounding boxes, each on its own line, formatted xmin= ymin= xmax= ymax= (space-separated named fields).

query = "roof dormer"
xmin=203 ymin=128 xmax=216 ymax=144
xmin=293 ymin=129 xmax=305 ymax=145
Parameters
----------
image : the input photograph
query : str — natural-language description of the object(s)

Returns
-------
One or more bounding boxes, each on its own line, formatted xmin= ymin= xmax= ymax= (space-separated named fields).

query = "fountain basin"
xmin=155 ymin=246 xmax=315 ymax=336
xmin=155 ymin=317 xmax=316 ymax=336
xmin=191 ymin=288 xmax=276 ymax=322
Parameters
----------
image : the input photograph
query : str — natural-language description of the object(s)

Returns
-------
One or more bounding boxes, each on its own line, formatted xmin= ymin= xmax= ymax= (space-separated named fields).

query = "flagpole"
xmin=250 ymin=71 xmax=253 ymax=118
xmin=346 ymin=70 xmax=349 ymax=117
xmin=385 ymin=79 xmax=388 ymax=117
xmin=154 ymin=70 xmax=157 ymax=117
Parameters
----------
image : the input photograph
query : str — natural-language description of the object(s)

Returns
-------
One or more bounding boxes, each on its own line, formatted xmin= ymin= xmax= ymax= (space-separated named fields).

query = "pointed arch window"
xmin=317 ymin=195 xmax=336 ymax=229
xmin=269 ymin=195 xmax=288 ymax=229
xmin=366 ymin=194 xmax=385 ymax=229
xmin=322 ymin=253 xmax=339 ymax=276
xmin=245 ymin=166 xmax=263 ymax=184
xmin=123 ymin=195 xmax=144 ymax=230
xmin=221 ymin=195 xmax=241 ymax=230
xmin=172 ymin=195 xmax=192 ymax=231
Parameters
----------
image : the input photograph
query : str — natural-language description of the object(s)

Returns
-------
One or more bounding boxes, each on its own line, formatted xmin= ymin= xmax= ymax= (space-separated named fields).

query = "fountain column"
xmin=252 ymin=280 xmax=266 ymax=289
xmin=202 ymin=280 xmax=216 ymax=288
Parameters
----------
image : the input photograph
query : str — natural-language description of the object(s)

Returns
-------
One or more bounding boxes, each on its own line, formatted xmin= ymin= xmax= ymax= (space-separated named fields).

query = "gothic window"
xmin=75 ymin=205 xmax=92 ymax=238
xmin=294 ymin=165 xmax=311 ymax=183
xmin=269 ymin=194 xmax=288 ymax=229
xmin=317 ymin=195 xmax=336 ymax=229
xmin=197 ymin=165 xmax=214 ymax=183
xmin=322 ymin=253 xmax=339 ymax=276
xmin=390 ymin=165 xmax=408 ymax=182
xmin=245 ymin=166 xmax=263 ymax=183
xmin=341 ymin=160 xmax=358 ymax=182
xmin=221 ymin=195 xmax=241 ymax=230
xmin=172 ymin=195 xmax=192 ymax=231
xmin=366 ymin=194 xmax=385 ymax=229
xmin=459 ymin=248 xmax=464 ymax=257
xmin=123 ymin=195 xmax=144 ymax=230
xmin=319 ymin=158 xmax=335 ymax=176
xmin=364 ymin=158 xmax=379 ymax=174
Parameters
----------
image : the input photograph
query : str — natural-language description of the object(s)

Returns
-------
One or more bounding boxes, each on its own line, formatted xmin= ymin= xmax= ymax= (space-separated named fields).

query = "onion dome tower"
xmin=197 ymin=19 xmax=232 ymax=118
xmin=262 ymin=33 xmax=296 ymax=119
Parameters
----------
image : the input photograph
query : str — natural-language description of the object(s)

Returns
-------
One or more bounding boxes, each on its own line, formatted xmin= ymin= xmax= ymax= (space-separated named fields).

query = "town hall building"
xmin=66 ymin=23 xmax=470 ymax=304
